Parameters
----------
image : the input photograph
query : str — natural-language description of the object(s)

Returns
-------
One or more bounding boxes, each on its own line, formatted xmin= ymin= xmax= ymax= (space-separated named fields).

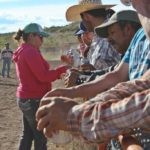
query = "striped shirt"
xmin=87 ymin=34 xmax=121 ymax=70
xmin=123 ymin=28 xmax=150 ymax=80
xmin=1 ymin=48 xmax=13 ymax=59
xmin=67 ymin=79 xmax=150 ymax=143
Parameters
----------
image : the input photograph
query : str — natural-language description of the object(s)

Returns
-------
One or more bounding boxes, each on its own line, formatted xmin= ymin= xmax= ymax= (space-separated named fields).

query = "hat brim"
xmin=95 ymin=20 xmax=117 ymax=38
xmin=39 ymin=32 xmax=49 ymax=37
xmin=75 ymin=29 xmax=85 ymax=35
xmin=66 ymin=4 xmax=115 ymax=21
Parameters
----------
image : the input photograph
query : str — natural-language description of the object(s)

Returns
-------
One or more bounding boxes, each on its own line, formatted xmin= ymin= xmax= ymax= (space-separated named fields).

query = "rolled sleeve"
xmin=67 ymin=84 xmax=150 ymax=143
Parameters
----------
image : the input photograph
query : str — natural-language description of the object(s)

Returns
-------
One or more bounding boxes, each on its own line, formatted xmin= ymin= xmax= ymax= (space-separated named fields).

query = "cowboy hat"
xmin=95 ymin=10 xmax=140 ymax=38
xmin=95 ymin=10 xmax=140 ymax=37
xmin=66 ymin=0 xmax=116 ymax=21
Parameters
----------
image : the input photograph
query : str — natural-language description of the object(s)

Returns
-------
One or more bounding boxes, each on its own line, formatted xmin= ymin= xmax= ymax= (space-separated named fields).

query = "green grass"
xmin=0 ymin=22 xmax=79 ymax=53
xmin=42 ymin=51 xmax=61 ymax=61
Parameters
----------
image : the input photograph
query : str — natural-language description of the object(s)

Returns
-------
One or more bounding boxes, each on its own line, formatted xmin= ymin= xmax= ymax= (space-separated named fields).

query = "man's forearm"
xmin=73 ymin=71 xmax=122 ymax=99
xmin=96 ymin=79 xmax=150 ymax=102
xmin=67 ymin=89 xmax=150 ymax=143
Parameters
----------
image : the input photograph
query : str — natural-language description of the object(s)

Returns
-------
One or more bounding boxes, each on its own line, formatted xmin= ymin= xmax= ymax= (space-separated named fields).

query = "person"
xmin=13 ymin=23 xmax=68 ymax=150
xmin=65 ymin=10 xmax=141 ymax=87
xmin=1 ymin=42 xmax=13 ymax=78
xmin=43 ymin=8 xmax=150 ymax=99
xmin=74 ymin=21 xmax=87 ymax=58
xmin=75 ymin=21 xmax=93 ymax=65
xmin=63 ymin=22 xmax=94 ymax=87
xmin=95 ymin=9 xmax=142 ymax=149
xmin=47 ymin=9 xmax=143 ymax=150
xmin=66 ymin=0 xmax=121 ymax=71
xmin=60 ymin=22 xmax=87 ymax=68
xmin=63 ymin=0 xmax=120 ymax=90
xmin=42 ymin=5 xmax=150 ymax=147
xmin=61 ymin=21 xmax=93 ymax=69
xmin=36 ymin=0 xmax=150 ymax=149
xmin=36 ymin=75 xmax=150 ymax=148
xmin=61 ymin=47 xmax=81 ymax=68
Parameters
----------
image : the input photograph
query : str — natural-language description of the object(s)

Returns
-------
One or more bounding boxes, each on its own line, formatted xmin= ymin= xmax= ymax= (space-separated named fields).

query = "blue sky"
xmin=0 ymin=0 xmax=132 ymax=33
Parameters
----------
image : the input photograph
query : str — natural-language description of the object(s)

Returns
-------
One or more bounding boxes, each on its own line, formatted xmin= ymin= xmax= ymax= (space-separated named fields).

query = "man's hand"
xmin=80 ymin=63 xmax=95 ymax=71
xmin=60 ymin=55 xmax=73 ymax=66
xmin=64 ymin=70 xmax=81 ymax=87
xmin=43 ymin=87 xmax=74 ymax=99
xmin=36 ymin=97 xmax=78 ymax=138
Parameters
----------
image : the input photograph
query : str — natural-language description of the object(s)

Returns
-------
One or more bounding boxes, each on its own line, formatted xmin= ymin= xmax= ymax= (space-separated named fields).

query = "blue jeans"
xmin=17 ymin=98 xmax=47 ymax=150
xmin=2 ymin=58 xmax=11 ymax=77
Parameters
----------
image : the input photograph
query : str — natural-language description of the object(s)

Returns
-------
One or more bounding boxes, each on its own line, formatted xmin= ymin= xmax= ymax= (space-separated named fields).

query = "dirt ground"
xmin=0 ymin=61 xmax=96 ymax=150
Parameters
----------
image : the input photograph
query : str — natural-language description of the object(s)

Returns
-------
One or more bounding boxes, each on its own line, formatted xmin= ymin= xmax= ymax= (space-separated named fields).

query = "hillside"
xmin=0 ymin=22 xmax=79 ymax=54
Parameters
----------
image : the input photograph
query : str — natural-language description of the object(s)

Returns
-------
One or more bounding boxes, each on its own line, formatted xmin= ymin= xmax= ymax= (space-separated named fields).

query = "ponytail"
xmin=13 ymin=29 xmax=23 ymax=41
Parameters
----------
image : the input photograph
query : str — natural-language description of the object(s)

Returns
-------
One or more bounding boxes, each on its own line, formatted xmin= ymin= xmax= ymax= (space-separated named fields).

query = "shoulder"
xmin=95 ymin=36 xmax=110 ymax=46
xmin=1 ymin=49 xmax=7 ymax=53
xmin=125 ymin=28 xmax=146 ymax=52
xmin=16 ymin=44 xmax=38 ymax=58
xmin=132 ymin=28 xmax=145 ymax=43
xmin=8 ymin=49 xmax=13 ymax=53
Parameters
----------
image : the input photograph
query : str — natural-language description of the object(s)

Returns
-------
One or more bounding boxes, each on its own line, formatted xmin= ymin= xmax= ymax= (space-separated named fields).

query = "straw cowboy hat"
xmin=66 ymin=0 xmax=115 ymax=21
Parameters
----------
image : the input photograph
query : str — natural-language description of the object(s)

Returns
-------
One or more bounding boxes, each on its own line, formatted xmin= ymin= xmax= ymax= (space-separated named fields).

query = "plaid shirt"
xmin=67 ymin=79 xmax=150 ymax=143
xmin=87 ymin=34 xmax=121 ymax=70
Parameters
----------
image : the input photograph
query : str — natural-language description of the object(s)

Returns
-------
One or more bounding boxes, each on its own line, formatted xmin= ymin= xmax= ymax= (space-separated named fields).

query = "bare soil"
xmin=0 ymin=60 xmax=96 ymax=150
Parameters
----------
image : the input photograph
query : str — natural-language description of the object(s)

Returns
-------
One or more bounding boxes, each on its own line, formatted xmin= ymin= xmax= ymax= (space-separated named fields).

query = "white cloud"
xmin=0 ymin=1 xmax=134 ymax=33
xmin=0 ymin=4 xmax=70 ymax=33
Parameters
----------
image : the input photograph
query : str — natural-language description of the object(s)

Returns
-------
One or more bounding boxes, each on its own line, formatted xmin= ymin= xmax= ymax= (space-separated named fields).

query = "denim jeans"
xmin=2 ymin=58 xmax=11 ymax=77
xmin=17 ymin=98 xmax=47 ymax=150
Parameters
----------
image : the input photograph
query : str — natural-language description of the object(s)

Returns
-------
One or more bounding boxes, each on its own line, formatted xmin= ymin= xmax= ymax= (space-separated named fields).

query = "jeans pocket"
xmin=18 ymin=100 xmax=32 ymax=112
xmin=18 ymin=100 xmax=36 ymax=126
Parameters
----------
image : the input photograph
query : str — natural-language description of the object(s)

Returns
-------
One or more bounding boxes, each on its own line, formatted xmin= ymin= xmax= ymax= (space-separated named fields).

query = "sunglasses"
xmin=38 ymin=35 xmax=43 ymax=40
xmin=120 ymin=0 xmax=132 ymax=6
xmin=33 ymin=33 xmax=43 ymax=40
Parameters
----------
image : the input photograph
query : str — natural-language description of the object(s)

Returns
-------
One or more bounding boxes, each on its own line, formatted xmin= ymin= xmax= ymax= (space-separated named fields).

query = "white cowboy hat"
xmin=66 ymin=0 xmax=116 ymax=21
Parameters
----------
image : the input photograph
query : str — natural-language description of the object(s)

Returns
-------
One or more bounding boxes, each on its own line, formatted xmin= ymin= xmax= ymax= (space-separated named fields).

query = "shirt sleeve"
xmin=95 ymin=79 xmax=150 ymax=102
xmin=122 ymin=28 xmax=143 ymax=64
xmin=67 ymin=80 xmax=150 ymax=143
xmin=89 ymin=36 xmax=121 ymax=70
xmin=95 ymin=39 xmax=120 ymax=68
